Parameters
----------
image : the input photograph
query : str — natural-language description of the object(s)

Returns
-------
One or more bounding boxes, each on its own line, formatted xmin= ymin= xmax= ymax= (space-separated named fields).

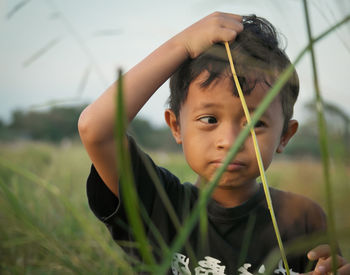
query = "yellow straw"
xmin=224 ymin=42 xmax=290 ymax=274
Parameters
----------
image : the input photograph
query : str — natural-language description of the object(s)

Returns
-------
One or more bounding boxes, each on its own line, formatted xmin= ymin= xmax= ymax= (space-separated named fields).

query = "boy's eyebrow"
xmin=247 ymin=106 xmax=271 ymax=119
xmin=193 ymin=103 xmax=273 ymax=119
xmin=193 ymin=102 xmax=223 ymax=111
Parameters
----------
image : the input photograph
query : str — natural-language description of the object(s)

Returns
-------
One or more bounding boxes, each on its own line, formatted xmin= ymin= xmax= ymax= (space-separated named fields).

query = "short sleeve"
xmin=86 ymin=164 xmax=120 ymax=222
xmin=86 ymin=135 xmax=184 ymax=242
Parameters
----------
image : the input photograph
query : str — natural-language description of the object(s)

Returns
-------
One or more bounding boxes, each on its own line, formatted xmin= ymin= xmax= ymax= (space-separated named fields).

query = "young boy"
xmin=78 ymin=12 xmax=349 ymax=274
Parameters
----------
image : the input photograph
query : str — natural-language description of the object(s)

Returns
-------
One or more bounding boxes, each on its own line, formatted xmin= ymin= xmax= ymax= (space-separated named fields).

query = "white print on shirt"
xmin=238 ymin=260 xmax=299 ymax=275
xmin=172 ymin=254 xmax=225 ymax=275
xmin=171 ymin=253 xmax=300 ymax=275
xmin=195 ymin=256 xmax=226 ymax=274
xmin=172 ymin=253 xmax=191 ymax=275
xmin=238 ymin=263 xmax=264 ymax=275
xmin=274 ymin=260 xmax=299 ymax=275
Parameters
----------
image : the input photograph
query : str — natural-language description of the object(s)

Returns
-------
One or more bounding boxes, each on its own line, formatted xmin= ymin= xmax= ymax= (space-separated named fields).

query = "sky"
xmin=1 ymin=0 xmax=349 ymax=126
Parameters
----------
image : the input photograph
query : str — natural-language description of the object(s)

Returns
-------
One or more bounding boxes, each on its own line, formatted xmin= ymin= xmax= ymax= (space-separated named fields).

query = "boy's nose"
xmin=215 ymin=124 xmax=243 ymax=151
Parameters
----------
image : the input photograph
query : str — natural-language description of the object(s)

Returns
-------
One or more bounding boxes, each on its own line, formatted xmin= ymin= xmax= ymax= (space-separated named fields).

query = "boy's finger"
xmin=215 ymin=30 xmax=239 ymax=45
xmin=337 ymin=263 xmax=350 ymax=275
xmin=313 ymin=255 xmax=347 ymax=274
xmin=307 ymin=244 xmax=331 ymax=260
xmin=210 ymin=12 xmax=244 ymax=32
xmin=218 ymin=12 xmax=243 ymax=22
xmin=222 ymin=14 xmax=244 ymax=31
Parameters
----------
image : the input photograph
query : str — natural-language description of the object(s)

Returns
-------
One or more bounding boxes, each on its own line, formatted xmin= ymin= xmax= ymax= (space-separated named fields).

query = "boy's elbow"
xmin=78 ymin=104 xmax=119 ymax=147
xmin=78 ymin=106 xmax=99 ymax=145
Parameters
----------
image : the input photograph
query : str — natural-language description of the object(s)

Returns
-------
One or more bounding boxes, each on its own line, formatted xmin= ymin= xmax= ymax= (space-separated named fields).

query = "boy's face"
xmin=166 ymin=71 xmax=297 ymax=192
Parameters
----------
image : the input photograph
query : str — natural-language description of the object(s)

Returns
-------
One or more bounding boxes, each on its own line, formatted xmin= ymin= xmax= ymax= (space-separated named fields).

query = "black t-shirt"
xmin=87 ymin=136 xmax=327 ymax=274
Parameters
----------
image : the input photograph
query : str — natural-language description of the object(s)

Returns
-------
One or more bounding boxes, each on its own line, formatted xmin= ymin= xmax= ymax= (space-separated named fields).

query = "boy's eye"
xmin=199 ymin=116 xmax=217 ymax=124
xmin=254 ymin=120 xmax=266 ymax=128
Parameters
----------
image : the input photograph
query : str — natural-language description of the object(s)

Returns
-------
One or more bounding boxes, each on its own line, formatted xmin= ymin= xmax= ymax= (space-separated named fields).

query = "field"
xmin=0 ymin=141 xmax=349 ymax=274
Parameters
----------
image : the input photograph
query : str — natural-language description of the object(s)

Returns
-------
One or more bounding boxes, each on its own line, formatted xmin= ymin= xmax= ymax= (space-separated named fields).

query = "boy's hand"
xmin=176 ymin=12 xmax=243 ymax=59
xmin=304 ymin=244 xmax=350 ymax=274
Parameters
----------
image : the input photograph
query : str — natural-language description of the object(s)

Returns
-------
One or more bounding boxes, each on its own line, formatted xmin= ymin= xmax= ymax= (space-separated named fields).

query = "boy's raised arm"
xmin=78 ymin=12 xmax=243 ymax=197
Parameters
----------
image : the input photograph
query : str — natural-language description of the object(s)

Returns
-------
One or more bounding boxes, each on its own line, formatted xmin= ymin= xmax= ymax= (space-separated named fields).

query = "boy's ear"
xmin=164 ymin=109 xmax=182 ymax=144
xmin=276 ymin=119 xmax=298 ymax=153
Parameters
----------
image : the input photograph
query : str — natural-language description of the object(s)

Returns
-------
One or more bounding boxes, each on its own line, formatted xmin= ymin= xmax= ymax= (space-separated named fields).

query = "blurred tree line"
xmin=0 ymin=106 xmax=84 ymax=142
xmin=0 ymin=104 xmax=348 ymax=159
xmin=284 ymin=102 xmax=350 ymax=160
xmin=0 ymin=105 xmax=180 ymax=151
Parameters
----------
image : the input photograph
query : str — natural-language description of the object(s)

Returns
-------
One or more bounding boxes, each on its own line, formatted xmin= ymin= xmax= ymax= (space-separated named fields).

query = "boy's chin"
xmin=195 ymin=174 xmax=257 ymax=190
xmin=216 ymin=182 xmax=248 ymax=190
xmin=215 ymin=177 xmax=257 ymax=190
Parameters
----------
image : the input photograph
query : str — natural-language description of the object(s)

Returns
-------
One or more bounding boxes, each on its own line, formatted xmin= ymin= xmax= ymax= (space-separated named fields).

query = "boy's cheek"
xmin=258 ymin=145 xmax=275 ymax=169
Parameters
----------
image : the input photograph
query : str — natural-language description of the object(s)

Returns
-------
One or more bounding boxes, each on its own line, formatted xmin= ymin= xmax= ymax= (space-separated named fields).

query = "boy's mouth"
xmin=210 ymin=159 xmax=246 ymax=171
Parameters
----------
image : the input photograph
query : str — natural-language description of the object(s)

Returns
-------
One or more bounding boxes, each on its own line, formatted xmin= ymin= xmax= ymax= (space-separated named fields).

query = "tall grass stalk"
xmin=114 ymin=69 xmax=155 ymax=268
xmin=224 ymin=41 xmax=290 ymax=274
xmin=237 ymin=213 xmax=256 ymax=269
xmin=302 ymin=0 xmax=339 ymax=273
xmin=137 ymin=150 xmax=198 ymax=263
xmin=45 ymin=0 xmax=107 ymax=85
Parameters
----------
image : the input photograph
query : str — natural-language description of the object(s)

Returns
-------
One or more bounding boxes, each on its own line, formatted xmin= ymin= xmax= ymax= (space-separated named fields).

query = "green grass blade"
xmin=137 ymin=151 xmax=183 ymax=232
xmin=137 ymin=151 xmax=197 ymax=262
xmin=114 ymin=69 xmax=155 ymax=267
xmin=302 ymin=1 xmax=341 ymax=273
xmin=237 ymin=213 xmax=256 ymax=269
xmin=199 ymin=186 xmax=208 ymax=254
xmin=138 ymin=206 xmax=170 ymax=257
xmin=0 ymin=156 xmax=133 ymax=273
xmin=0 ymin=177 xmax=85 ymax=274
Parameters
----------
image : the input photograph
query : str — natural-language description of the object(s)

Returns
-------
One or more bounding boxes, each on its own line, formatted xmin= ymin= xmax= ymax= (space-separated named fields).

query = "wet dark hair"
xmin=168 ymin=15 xmax=299 ymax=134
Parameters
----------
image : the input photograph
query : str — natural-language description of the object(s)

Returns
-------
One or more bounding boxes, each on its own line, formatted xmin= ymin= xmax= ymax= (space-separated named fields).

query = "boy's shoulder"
xmin=269 ymin=187 xmax=327 ymax=231
xmin=270 ymin=187 xmax=323 ymax=210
